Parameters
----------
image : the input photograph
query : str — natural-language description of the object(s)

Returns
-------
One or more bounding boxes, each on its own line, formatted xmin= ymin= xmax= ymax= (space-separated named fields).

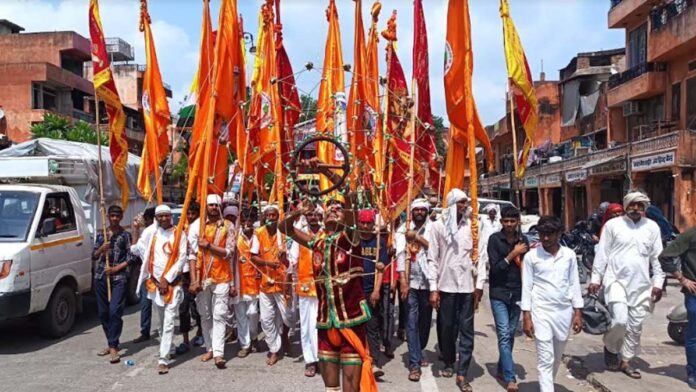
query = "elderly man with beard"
xmin=251 ymin=204 xmax=292 ymax=366
xmin=590 ymin=191 xmax=665 ymax=379
xmin=396 ymin=198 xmax=433 ymax=382
xmin=131 ymin=205 xmax=188 ymax=374
xmin=427 ymin=189 xmax=486 ymax=391
xmin=288 ymin=204 xmax=324 ymax=377
xmin=188 ymin=194 xmax=236 ymax=369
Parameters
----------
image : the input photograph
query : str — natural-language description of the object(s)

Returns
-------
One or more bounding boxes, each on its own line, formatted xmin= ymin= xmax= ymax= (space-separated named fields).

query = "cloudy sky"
xmin=0 ymin=0 xmax=625 ymax=125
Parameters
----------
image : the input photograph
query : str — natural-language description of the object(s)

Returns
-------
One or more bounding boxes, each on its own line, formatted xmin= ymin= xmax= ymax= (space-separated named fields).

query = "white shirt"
xmin=427 ymin=217 xmax=485 ymax=293
xmin=395 ymin=220 xmax=432 ymax=290
xmin=132 ymin=224 xmax=188 ymax=304
xmin=187 ymin=217 xmax=236 ymax=261
xmin=480 ymin=216 xmax=502 ymax=241
xmin=591 ymin=216 xmax=665 ymax=306
xmin=521 ymin=245 xmax=584 ymax=341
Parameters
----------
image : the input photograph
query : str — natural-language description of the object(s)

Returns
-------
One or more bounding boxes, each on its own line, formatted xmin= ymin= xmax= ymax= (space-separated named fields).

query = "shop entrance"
xmin=644 ymin=170 xmax=674 ymax=222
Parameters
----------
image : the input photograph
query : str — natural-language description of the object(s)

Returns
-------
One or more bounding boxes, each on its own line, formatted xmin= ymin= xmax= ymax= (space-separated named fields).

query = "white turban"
xmin=623 ymin=191 xmax=650 ymax=210
xmin=206 ymin=194 xmax=222 ymax=205
xmin=262 ymin=203 xmax=279 ymax=214
xmin=410 ymin=198 xmax=430 ymax=211
xmin=446 ymin=188 xmax=468 ymax=206
xmin=223 ymin=206 xmax=239 ymax=218
xmin=313 ymin=205 xmax=325 ymax=216
xmin=154 ymin=204 xmax=171 ymax=216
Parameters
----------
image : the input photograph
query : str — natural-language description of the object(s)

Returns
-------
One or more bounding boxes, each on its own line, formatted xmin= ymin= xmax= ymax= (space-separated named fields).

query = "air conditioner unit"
xmin=623 ymin=101 xmax=641 ymax=117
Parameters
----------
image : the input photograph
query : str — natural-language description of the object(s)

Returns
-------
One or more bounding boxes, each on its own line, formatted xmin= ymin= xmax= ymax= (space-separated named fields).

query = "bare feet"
xmin=200 ymin=351 xmax=214 ymax=362
xmin=506 ymin=382 xmax=519 ymax=392
xmin=266 ymin=352 xmax=280 ymax=366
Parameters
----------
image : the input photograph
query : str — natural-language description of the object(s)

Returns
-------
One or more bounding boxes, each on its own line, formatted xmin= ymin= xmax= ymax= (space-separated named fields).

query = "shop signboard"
xmin=542 ymin=173 xmax=562 ymax=187
xmin=523 ymin=176 xmax=538 ymax=188
xmin=631 ymin=151 xmax=675 ymax=172
xmin=590 ymin=159 xmax=626 ymax=176
xmin=565 ymin=169 xmax=587 ymax=183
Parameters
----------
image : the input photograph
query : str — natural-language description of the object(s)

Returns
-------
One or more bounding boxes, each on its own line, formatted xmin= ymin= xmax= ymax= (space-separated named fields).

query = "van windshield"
xmin=0 ymin=191 xmax=39 ymax=242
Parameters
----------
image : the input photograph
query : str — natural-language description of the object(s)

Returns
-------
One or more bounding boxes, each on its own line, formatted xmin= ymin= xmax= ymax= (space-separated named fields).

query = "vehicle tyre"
xmin=39 ymin=284 xmax=76 ymax=338
xmin=126 ymin=266 xmax=140 ymax=306
xmin=668 ymin=322 xmax=685 ymax=345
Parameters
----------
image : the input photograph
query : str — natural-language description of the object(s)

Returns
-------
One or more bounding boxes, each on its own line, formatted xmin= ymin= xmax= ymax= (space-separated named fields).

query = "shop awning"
xmin=581 ymin=155 xmax=624 ymax=170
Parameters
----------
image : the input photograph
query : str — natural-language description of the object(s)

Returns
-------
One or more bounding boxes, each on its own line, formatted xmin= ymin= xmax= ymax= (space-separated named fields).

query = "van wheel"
xmin=39 ymin=285 xmax=76 ymax=338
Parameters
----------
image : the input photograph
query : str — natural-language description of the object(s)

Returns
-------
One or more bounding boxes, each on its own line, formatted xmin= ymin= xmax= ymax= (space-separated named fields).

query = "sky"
xmin=0 ymin=0 xmax=625 ymax=125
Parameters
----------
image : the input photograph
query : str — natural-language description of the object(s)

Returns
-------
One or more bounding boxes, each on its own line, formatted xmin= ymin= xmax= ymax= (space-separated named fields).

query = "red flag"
xmin=89 ymin=0 xmax=129 ymax=209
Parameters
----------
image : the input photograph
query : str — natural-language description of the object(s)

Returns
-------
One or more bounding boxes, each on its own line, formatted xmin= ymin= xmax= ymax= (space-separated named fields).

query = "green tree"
xmin=298 ymin=94 xmax=318 ymax=122
xmin=432 ymin=115 xmax=447 ymax=159
xmin=30 ymin=113 xmax=108 ymax=146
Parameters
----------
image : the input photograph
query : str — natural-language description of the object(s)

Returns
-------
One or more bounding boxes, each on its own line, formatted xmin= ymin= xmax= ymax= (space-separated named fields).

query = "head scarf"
xmin=598 ymin=201 xmax=610 ymax=215
xmin=600 ymin=203 xmax=623 ymax=231
xmin=646 ymin=205 xmax=674 ymax=240
xmin=443 ymin=188 xmax=469 ymax=245
xmin=410 ymin=198 xmax=430 ymax=211
xmin=206 ymin=194 xmax=222 ymax=206
xmin=622 ymin=191 xmax=650 ymax=211
xmin=223 ymin=206 xmax=239 ymax=218
xmin=262 ymin=203 xmax=279 ymax=214
xmin=358 ymin=209 xmax=376 ymax=223
xmin=154 ymin=204 xmax=171 ymax=216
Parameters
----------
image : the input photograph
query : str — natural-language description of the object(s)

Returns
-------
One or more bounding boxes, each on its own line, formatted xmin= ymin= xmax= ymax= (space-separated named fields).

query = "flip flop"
xmin=304 ymin=364 xmax=317 ymax=378
xmin=456 ymin=377 xmax=473 ymax=392
xmin=440 ymin=367 xmax=454 ymax=378
xmin=97 ymin=348 xmax=110 ymax=356
xmin=620 ymin=364 xmax=641 ymax=379
xmin=408 ymin=369 xmax=422 ymax=382
xmin=158 ymin=364 xmax=169 ymax=375
xmin=214 ymin=356 xmax=227 ymax=369
xmin=109 ymin=352 xmax=121 ymax=364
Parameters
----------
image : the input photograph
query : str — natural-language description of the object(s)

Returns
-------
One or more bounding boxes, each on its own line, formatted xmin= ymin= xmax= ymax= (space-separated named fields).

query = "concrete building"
xmin=0 ymin=20 xmax=164 ymax=155
xmin=481 ymin=0 xmax=696 ymax=232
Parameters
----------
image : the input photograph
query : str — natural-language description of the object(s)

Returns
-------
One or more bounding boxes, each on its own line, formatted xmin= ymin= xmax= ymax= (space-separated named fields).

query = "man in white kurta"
xmin=589 ymin=191 xmax=665 ymax=378
xmin=479 ymin=204 xmax=502 ymax=277
xmin=521 ymin=216 xmax=583 ymax=392
xmin=132 ymin=205 xmax=188 ymax=374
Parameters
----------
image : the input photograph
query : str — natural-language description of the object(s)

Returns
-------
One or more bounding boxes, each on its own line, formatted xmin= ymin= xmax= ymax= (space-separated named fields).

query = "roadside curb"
xmin=562 ymin=354 xmax=612 ymax=392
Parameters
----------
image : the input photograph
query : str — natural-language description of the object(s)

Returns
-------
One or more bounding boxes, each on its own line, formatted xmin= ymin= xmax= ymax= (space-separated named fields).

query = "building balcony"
xmin=607 ymin=62 xmax=666 ymax=107
xmin=648 ymin=0 xmax=696 ymax=62
xmin=608 ymin=0 xmax=652 ymax=29
xmin=630 ymin=129 xmax=696 ymax=167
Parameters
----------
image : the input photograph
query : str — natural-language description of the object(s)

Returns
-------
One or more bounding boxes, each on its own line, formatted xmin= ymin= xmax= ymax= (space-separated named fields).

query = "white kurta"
xmin=591 ymin=216 xmax=665 ymax=307
xmin=395 ymin=221 xmax=432 ymax=290
xmin=521 ymin=245 xmax=583 ymax=342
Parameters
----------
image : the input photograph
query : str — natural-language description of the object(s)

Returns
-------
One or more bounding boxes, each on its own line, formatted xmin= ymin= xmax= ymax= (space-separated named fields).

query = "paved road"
xmin=0 ymin=290 xmax=599 ymax=392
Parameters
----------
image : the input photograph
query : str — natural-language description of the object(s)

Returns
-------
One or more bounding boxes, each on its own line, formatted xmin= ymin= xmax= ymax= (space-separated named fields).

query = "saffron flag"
xmin=412 ymin=0 xmax=439 ymax=194
xmin=138 ymin=0 xmax=170 ymax=204
xmin=248 ymin=0 xmax=284 ymax=205
xmin=187 ymin=0 xmax=213 ymax=169
xmin=366 ymin=1 xmax=383 ymax=190
xmin=500 ymin=0 xmax=537 ymax=177
xmin=382 ymin=11 xmax=414 ymax=221
xmin=443 ymin=0 xmax=482 ymax=262
xmin=88 ymin=0 xmax=129 ymax=210
xmin=316 ymin=0 xmax=346 ymax=192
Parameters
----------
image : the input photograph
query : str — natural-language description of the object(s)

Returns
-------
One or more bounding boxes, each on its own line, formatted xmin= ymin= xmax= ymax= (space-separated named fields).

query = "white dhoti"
xmin=259 ymin=292 xmax=291 ymax=354
xmin=603 ymin=290 xmax=650 ymax=361
xmin=153 ymin=286 xmax=183 ymax=366
xmin=234 ymin=297 xmax=260 ymax=350
xmin=298 ymin=296 xmax=318 ymax=364
xmin=196 ymin=282 xmax=230 ymax=357
xmin=535 ymin=338 xmax=568 ymax=392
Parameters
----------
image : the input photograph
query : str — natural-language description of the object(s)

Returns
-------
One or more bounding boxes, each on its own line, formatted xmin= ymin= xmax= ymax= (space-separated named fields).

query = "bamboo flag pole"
xmin=404 ymin=79 xmax=418 ymax=287
xmin=95 ymin=96 xmax=111 ymax=302
xmin=509 ymin=82 xmax=521 ymax=207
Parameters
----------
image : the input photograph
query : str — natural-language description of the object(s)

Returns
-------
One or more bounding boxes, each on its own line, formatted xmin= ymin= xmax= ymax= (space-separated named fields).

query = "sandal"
xmin=408 ymin=369 xmax=422 ymax=382
xmin=420 ymin=359 xmax=430 ymax=367
xmin=620 ymin=364 xmax=641 ymax=379
xmin=109 ymin=352 xmax=121 ymax=364
xmin=214 ymin=356 xmax=227 ymax=369
xmin=440 ymin=367 xmax=454 ymax=378
xmin=304 ymin=363 xmax=317 ymax=378
xmin=97 ymin=348 xmax=110 ymax=356
xmin=158 ymin=364 xmax=169 ymax=375
xmin=456 ymin=377 xmax=473 ymax=392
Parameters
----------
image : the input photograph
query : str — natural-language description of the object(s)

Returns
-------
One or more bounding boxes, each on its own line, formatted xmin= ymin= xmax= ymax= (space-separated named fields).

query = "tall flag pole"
xmin=138 ymin=0 xmax=170 ymax=205
xmin=412 ymin=0 xmax=439 ymax=194
xmin=88 ymin=0 xmax=129 ymax=211
xmin=443 ymin=0 xmax=485 ymax=263
xmin=381 ymin=11 xmax=412 ymax=221
xmin=500 ymin=0 xmax=537 ymax=177
xmin=366 ymin=1 xmax=384 ymax=206
xmin=316 ymin=0 xmax=346 ymax=193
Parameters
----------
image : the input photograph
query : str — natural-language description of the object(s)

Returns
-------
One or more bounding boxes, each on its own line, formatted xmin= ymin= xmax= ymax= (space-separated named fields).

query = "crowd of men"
xmin=89 ymin=184 xmax=696 ymax=392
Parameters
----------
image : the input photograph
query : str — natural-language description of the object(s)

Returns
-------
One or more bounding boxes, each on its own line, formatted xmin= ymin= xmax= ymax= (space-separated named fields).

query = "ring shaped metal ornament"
xmin=290 ymin=135 xmax=351 ymax=197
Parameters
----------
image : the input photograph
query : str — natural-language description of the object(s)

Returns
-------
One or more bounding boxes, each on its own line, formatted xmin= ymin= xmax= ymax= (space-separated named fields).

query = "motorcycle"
xmin=563 ymin=221 xmax=597 ymax=273
xmin=667 ymin=302 xmax=686 ymax=345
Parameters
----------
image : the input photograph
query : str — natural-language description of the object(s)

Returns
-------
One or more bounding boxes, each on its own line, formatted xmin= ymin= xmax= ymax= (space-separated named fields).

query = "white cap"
xmin=206 ymin=194 xmax=222 ymax=206
xmin=154 ymin=205 xmax=171 ymax=216
xmin=223 ymin=205 xmax=239 ymax=218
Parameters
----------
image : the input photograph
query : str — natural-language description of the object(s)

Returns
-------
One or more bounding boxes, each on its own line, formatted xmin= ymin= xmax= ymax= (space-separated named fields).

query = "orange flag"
xmin=88 ymin=0 xmax=129 ymax=210
xmin=366 ymin=1 xmax=384 ymax=191
xmin=248 ymin=0 xmax=284 ymax=206
xmin=444 ymin=0 xmax=482 ymax=262
xmin=187 ymin=0 xmax=213 ymax=170
xmin=316 ymin=0 xmax=346 ymax=192
xmin=382 ymin=11 xmax=414 ymax=221
xmin=137 ymin=0 xmax=170 ymax=204
xmin=501 ymin=0 xmax=537 ymax=177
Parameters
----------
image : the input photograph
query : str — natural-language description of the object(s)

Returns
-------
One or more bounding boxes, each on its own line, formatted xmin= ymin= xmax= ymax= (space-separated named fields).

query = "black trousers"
xmin=437 ymin=292 xmax=475 ymax=376
xmin=178 ymin=274 xmax=201 ymax=334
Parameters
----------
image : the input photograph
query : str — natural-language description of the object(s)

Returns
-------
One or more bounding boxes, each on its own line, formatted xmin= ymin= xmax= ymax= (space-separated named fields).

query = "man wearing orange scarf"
xmin=132 ymin=205 xmax=187 ymax=374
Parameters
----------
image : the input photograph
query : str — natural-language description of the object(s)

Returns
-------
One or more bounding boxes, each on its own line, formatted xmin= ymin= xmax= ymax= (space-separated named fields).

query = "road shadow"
xmin=484 ymin=361 xmax=529 ymax=383
xmin=518 ymin=381 xmax=573 ymax=392
xmin=0 ymin=297 xmax=140 ymax=355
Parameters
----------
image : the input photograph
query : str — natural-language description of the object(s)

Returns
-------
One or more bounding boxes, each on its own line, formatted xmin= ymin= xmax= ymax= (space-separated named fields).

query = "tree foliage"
xmin=298 ymin=94 xmax=318 ymax=123
xmin=432 ymin=115 xmax=447 ymax=160
xmin=30 ymin=113 xmax=108 ymax=146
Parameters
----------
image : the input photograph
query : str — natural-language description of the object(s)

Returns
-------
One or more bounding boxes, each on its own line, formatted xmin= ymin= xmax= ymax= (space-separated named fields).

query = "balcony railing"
xmin=651 ymin=0 xmax=693 ymax=30
xmin=608 ymin=62 xmax=666 ymax=89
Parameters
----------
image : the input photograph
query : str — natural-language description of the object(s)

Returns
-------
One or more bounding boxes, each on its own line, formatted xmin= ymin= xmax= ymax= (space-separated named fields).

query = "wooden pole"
xmin=95 ymin=96 xmax=111 ymax=302
xmin=404 ymin=79 xmax=418 ymax=287
xmin=509 ymin=83 xmax=521 ymax=208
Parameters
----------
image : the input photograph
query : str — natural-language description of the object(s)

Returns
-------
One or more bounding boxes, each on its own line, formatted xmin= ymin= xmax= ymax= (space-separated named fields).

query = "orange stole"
xmin=255 ymin=226 xmax=286 ymax=294
xmin=295 ymin=232 xmax=319 ymax=297
xmin=197 ymin=221 xmax=232 ymax=284
xmin=326 ymin=328 xmax=378 ymax=392
xmin=237 ymin=233 xmax=260 ymax=296
xmin=144 ymin=234 xmax=177 ymax=304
